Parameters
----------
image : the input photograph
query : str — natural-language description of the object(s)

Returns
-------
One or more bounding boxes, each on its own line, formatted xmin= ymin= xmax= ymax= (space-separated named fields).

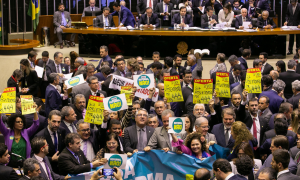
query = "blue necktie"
xmin=74 ymin=154 xmax=80 ymax=164
xmin=61 ymin=12 xmax=67 ymax=26
xmin=164 ymin=4 xmax=167 ymax=20
xmin=105 ymin=17 xmax=108 ymax=27
xmin=53 ymin=133 xmax=58 ymax=152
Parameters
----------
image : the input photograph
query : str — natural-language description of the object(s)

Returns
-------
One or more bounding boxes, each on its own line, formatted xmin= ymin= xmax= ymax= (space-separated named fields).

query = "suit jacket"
xmin=19 ymin=176 xmax=30 ymax=180
xmin=259 ymin=90 xmax=284 ymax=114
xmin=7 ymin=76 xmax=21 ymax=97
xmin=137 ymin=0 xmax=158 ymax=14
xmin=242 ymin=2 xmax=256 ymax=17
xmin=53 ymin=11 xmax=72 ymax=33
xmin=286 ymin=3 xmax=300 ymax=26
xmin=0 ymin=164 xmax=19 ymax=180
xmin=256 ymin=0 xmax=270 ymax=11
xmin=32 ymin=155 xmax=65 ymax=180
xmin=147 ymin=126 xmax=176 ymax=150
xmin=84 ymin=89 xmax=107 ymax=107
xmin=278 ymin=171 xmax=300 ymax=180
xmin=229 ymin=174 xmax=247 ymax=180
xmin=94 ymin=72 xmax=107 ymax=81
xmin=59 ymin=120 xmax=76 ymax=135
xmin=173 ymin=65 xmax=186 ymax=79
xmin=124 ymin=125 xmax=155 ymax=152
xmin=278 ymin=70 xmax=300 ymax=99
xmin=257 ymin=17 xmax=276 ymax=28
xmin=139 ymin=13 xmax=160 ymax=27
xmin=45 ymin=84 xmax=67 ymax=118
xmin=238 ymin=57 xmax=248 ymax=69
xmin=192 ymin=0 xmax=208 ymax=18
xmin=46 ymin=63 xmax=69 ymax=78
xmin=262 ymin=129 xmax=297 ymax=145
xmin=71 ymin=104 xmax=85 ymax=123
xmin=235 ymin=15 xmax=252 ymax=29
xmin=111 ymin=5 xmax=135 ymax=27
xmin=262 ymin=63 xmax=274 ymax=75
xmin=171 ymin=13 xmax=193 ymax=27
xmin=95 ymin=14 xmax=115 ymax=28
xmin=259 ymin=108 xmax=272 ymax=122
xmin=288 ymin=93 xmax=300 ymax=110
xmin=82 ymin=6 xmax=101 ymax=17
xmin=201 ymin=14 xmax=218 ymax=28
xmin=259 ymin=136 xmax=295 ymax=156
xmin=58 ymin=148 xmax=91 ymax=176
xmin=211 ymin=123 xmax=234 ymax=147
xmin=229 ymin=73 xmax=240 ymax=85
xmin=180 ymin=86 xmax=193 ymax=114
xmin=20 ymin=70 xmax=39 ymax=96
xmin=154 ymin=2 xmax=174 ymax=19
xmin=290 ymin=146 xmax=300 ymax=160
xmin=37 ymin=59 xmax=55 ymax=80
xmin=71 ymin=82 xmax=90 ymax=96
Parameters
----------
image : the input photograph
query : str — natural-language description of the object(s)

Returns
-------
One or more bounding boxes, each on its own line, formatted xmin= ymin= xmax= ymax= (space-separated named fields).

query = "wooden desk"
xmin=0 ymin=39 xmax=40 ymax=55
xmin=82 ymin=16 xmax=96 ymax=26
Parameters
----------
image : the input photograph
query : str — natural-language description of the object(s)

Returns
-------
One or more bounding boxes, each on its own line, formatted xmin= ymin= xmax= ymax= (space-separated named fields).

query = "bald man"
xmin=235 ymin=8 xmax=252 ymax=29
xmin=194 ymin=168 xmax=210 ymax=180
xmin=82 ymin=0 xmax=100 ymax=17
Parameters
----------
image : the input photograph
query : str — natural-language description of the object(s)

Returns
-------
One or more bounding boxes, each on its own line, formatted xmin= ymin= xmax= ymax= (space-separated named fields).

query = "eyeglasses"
xmin=80 ymin=128 xmax=90 ymax=132
xmin=40 ymin=144 xmax=49 ymax=150
xmin=200 ymin=126 xmax=210 ymax=129
xmin=107 ymin=142 xmax=117 ymax=145
xmin=117 ymin=63 xmax=125 ymax=66
xmin=136 ymin=114 xmax=148 ymax=117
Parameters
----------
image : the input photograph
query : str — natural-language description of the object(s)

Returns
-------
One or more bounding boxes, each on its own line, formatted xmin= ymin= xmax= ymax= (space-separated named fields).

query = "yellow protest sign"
xmin=245 ymin=68 xmax=262 ymax=93
xmin=193 ymin=79 xmax=213 ymax=104
xmin=215 ymin=72 xmax=231 ymax=98
xmin=121 ymin=86 xmax=132 ymax=106
xmin=20 ymin=95 xmax=36 ymax=115
xmin=84 ymin=95 xmax=104 ymax=125
xmin=0 ymin=87 xmax=16 ymax=113
xmin=164 ymin=75 xmax=184 ymax=102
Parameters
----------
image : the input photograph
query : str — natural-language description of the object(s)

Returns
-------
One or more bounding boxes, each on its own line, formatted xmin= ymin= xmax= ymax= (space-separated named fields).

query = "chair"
xmin=233 ymin=10 xmax=241 ymax=16
xmin=251 ymin=18 xmax=258 ymax=27
xmin=93 ymin=18 xmax=97 ymax=27
xmin=231 ymin=18 xmax=236 ymax=27
xmin=170 ymin=10 xmax=193 ymax=21
xmin=54 ymin=33 xmax=70 ymax=48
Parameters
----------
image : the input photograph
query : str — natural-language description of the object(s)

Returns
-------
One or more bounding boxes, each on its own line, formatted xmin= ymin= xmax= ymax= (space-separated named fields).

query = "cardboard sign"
xmin=20 ymin=95 xmax=35 ymax=115
xmin=104 ymin=153 xmax=127 ymax=169
xmin=0 ymin=87 xmax=16 ymax=113
xmin=84 ymin=96 xmax=104 ymax=125
xmin=121 ymin=86 xmax=132 ymax=106
xmin=193 ymin=79 xmax=213 ymax=104
xmin=64 ymin=74 xmax=85 ymax=89
xmin=103 ymin=94 xmax=128 ymax=112
xmin=168 ymin=117 xmax=186 ymax=134
xmin=109 ymin=75 xmax=134 ymax=91
xmin=164 ymin=76 xmax=184 ymax=103
xmin=133 ymin=74 xmax=155 ymax=99
xmin=34 ymin=66 xmax=44 ymax=78
xmin=215 ymin=72 xmax=231 ymax=98
xmin=135 ymin=88 xmax=159 ymax=101
xmin=245 ymin=68 xmax=262 ymax=93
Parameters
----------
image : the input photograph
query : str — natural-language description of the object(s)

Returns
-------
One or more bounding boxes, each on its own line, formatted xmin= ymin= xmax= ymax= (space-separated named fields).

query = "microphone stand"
xmin=9 ymin=21 xmax=25 ymax=44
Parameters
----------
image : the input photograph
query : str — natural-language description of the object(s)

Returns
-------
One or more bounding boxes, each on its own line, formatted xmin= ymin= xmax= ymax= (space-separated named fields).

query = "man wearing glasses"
xmin=194 ymin=117 xmax=217 ymax=147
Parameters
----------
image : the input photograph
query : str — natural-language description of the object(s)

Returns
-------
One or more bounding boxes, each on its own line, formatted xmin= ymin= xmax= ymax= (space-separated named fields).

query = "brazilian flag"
xmin=27 ymin=0 xmax=40 ymax=31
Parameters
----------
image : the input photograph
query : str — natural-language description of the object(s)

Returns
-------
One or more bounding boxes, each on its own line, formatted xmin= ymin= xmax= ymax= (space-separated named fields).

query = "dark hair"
xmin=233 ymin=64 xmax=242 ymax=71
xmin=233 ymin=0 xmax=240 ymax=4
xmin=114 ymin=57 xmax=125 ymax=66
xmin=31 ymin=136 xmax=46 ymax=154
xmin=65 ymin=133 xmax=81 ymax=147
xmin=183 ymin=70 xmax=192 ymax=77
xmin=260 ymin=52 xmax=268 ymax=59
xmin=272 ymin=135 xmax=289 ymax=150
xmin=28 ymin=51 xmax=37 ymax=58
xmin=278 ymin=102 xmax=292 ymax=114
xmin=20 ymin=59 xmax=30 ymax=67
xmin=42 ymin=51 xmax=49 ymax=57
xmin=109 ymin=119 xmax=121 ymax=130
xmin=145 ymin=7 xmax=153 ymax=11
xmin=274 ymin=118 xmax=288 ymax=136
xmin=213 ymin=159 xmax=232 ymax=173
xmin=31 ymin=177 xmax=46 ymax=180
xmin=259 ymin=95 xmax=270 ymax=104
xmin=164 ymin=56 xmax=173 ymax=68
xmin=242 ymin=49 xmax=251 ymax=58
xmin=58 ymin=3 xmax=64 ymax=7
xmin=8 ymin=114 xmax=26 ymax=130
xmin=235 ymin=155 xmax=254 ymax=176
xmin=194 ymin=168 xmax=210 ymax=180
xmin=262 ymin=75 xmax=273 ymax=87
xmin=253 ymin=58 xmax=262 ymax=67
xmin=219 ymin=97 xmax=229 ymax=105
xmin=48 ymin=73 xmax=59 ymax=83
xmin=0 ymin=143 xmax=7 ymax=157
xmin=206 ymin=6 xmax=213 ymax=12
xmin=259 ymin=167 xmax=277 ymax=180
xmin=247 ymin=98 xmax=258 ymax=106
xmin=273 ymin=149 xmax=290 ymax=169
xmin=276 ymin=60 xmax=286 ymax=72
xmin=153 ymin=51 xmax=160 ymax=56
xmin=185 ymin=133 xmax=207 ymax=152
xmin=151 ymin=61 xmax=163 ymax=69
xmin=240 ymin=70 xmax=247 ymax=81
xmin=224 ymin=3 xmax=232 ymax=12
xmin=104 ymin=133 xmax=123 ymax=154
xmin=48 ymin=110 xmax=62 ymax=120
xmin=23 ymin=158 xmax=39 ymax=175
xmin=112 ymin=2 xmax=119 ymax=7
xmin=180 ymin=6 xmax=187 ymax=11
xmin=173 ymin=54 xmax=182 ymax=60
xmin=237 ymin=142 xmax=254 ymax=159
xmin=182 ymin=114 xmax=194 ymax=133
xmin=12 ymin=69 xmax=22 ymax=78
xmin=138 ymin=62 xmax=144 ymax=67
xmin=54 ymin=52 xmax=62 ymax=60
xmin=87 ymin=76 xmax=98 ymax=84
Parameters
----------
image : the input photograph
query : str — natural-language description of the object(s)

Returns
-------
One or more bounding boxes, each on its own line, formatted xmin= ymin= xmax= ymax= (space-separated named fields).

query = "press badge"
xmin=10 ymin=136 xmax=14 ymax=140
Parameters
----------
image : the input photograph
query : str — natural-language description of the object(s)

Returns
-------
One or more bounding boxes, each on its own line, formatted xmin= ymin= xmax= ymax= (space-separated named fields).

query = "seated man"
xmin=257 ymin=10 xmax=276 ymax=29
xmin=139 ymin=7 xmax=160 ymax=28
xmin=235 ymin=8 xmax=252 ymax=29
xmin=154 ymin=0 xmax=173 ymax=26
xmin=95 ymin=7 xmax=115 ymax=28
xmin=201 ymin=6 xmax=218 ymax=28
xmin=171 ymin=7 xmax=193 ymax=28
xmin=53 ymin=3 xmax=75 ymax=49
xmin=111 ymin=2 xmax=136 ymax=28
xmin=82 ymin=0 xmax=100 ymax=17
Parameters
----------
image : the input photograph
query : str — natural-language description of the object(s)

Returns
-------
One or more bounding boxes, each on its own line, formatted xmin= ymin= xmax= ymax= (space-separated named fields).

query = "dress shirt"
xmin=63 ymin=120 xmax=76 ymax=133
xmin=90 ymin=6 xmax=95 ymax=11
xmin=182 ymin=81 xmax=190 ymax=87
xmin=163 ymin=2 xmax=169 ymax=20
xmin=90 ymin=90 xmax=98 ymax=96
xmin=47 ymin=126 xmax=58 ymax=147
xmin=43 ymin=59 xmax=50 ymax=81
xmin=207 ymin=14 xmax=213 ymax=24
xmin=67 ymin=148 xmax=93 ymax=168
xmin=136 ymin=125 xmax=147 ymax=143
xmin=231 ymin=72 xmax=239 ymax=83
xmin=82 ymin=108 xmax=86 ymax=119
xmin=250 ymin=114 xmax=261 ymax=146
xmin=261 ymin=62 xmax=266 ymax=72
xmin=287 ymin=69 xmax=295 ymax=72
xmin=28 ymin=59 xmax=35 ymax=68
xmin=224 ymin=173 xmax=235 ymax=180
xmin=118 ymin=137 xmax=124 ymax=151
xmin=80 ymin=139 xmax=95 ymax=162
xmin=190 ymin=63 xmax=197 ymax=72
xmin=277 ymin=169 xmax=290 ymax=178
xmin=102 ymin=15 xmax=110 ymax=27
xmin=224 ymin=126 xmax=231 ymax=141
xmin=293 ymin=3 xmax=297 ymax=14
xmin=197 ymin=0 xmax=205 ymax=13
xmin=34 ymin=154 xmax=50 ymax=180
xmin=147 ymin=0 xmax=154 ymax=8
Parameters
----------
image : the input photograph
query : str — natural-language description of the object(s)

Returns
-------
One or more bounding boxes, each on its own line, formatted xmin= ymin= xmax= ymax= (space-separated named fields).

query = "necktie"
xmin=259 ymin=111 xmax=263 ymax=116
xmin=225 ymin=128 xmax=230 ymax=146
xmin=74 ymin=153 xmax=80 ymax=164
xmin=53 ymin=133 xmax=58 ymax=152
xmin=42 ymin=63 xmax=46 ymax=79
xmin=121 ymin=71 xmax=125 ymax=77
xmin=149 ymin=0 xmax=152 ymax=8
xmin=31 ymin=62 xmax=34 ymax=68
xmin=295 ymin=151 xmax=300 ymax=164
xmin=43 ymin=158 xmax=53 ymax=180
xmin=209 ymin=17 xmax=211 ymax=21
xmin=164 ymin=4 xmax=167 ymax=20
xmin=264 ymin=20 xmax=267 ymax=26
xmin=105 ymin=17 xmax=108 ymax=27
xmin=182 ymin=16 xmax=184 ymax=24
xmin=56 ymin=65 xmax=60 ymax=73
xmin=243 ymin=17 xmax=246 ymax=22
xmin=252 ymin=118 xmax=258 ymax=150
xmin=176 ymin=67 xmax=179 ymax=73
xmin=137 ymin=128 xmax=145 ymax=151
xmin=92 ymin=7 xmax=94 ymax=11
xmin=83 ymin=140 xmax=88 ymax=156
xmin=185 ymin=84 xmax=188 ymax=87
xmin=61 ymin=12 xmax=67 ymax=26
xmin=71 ymin=123 xmax=77 ymax=133
xmin=147 ymin=17 xmax=150 ymax=25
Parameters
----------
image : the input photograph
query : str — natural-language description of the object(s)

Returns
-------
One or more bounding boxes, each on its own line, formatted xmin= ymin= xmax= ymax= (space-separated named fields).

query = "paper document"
xmin=243 ymin=22 xmax=251 ymax=29
xmin=34 ymin=66 xmax=44 ymax=78
xmin=62 ymin=73 xmax=73 ymax=81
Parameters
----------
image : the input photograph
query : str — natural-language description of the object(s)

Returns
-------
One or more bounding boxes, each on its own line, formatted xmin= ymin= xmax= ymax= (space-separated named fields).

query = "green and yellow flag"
xmin=27 ymin=0 xmax=40 ymax=31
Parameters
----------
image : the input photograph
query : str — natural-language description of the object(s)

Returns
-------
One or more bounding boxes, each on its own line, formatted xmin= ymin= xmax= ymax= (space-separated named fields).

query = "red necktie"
xmin=149 ymin=0 xmax=152 ymax=8
xmin=253 ymin=118 xmax=257 ymax=150
xmin=259 ymin=111 xmax=263 ymax=116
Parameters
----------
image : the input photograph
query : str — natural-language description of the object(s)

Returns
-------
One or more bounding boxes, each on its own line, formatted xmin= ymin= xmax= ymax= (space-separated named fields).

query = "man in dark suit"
xmin=60 ymin=106 xmax=78 ymax=135
xmin=235 ymin=8 xmax=253 ymax=29
xmin=111 ymin=2 xmax=136 ymax=27
xmin=285 ymin=0 xmax=300 ymax=55
xmin=124 ymin=109 xmax=155 ymax=153
xmin=238 ymin=49 xmax=250 ymax=69
xmin=82 ymin=0 xmax=101 ymax=17
xmin=201 ymin=6 xmax=218 ymax=28
xmin=192 ymin=0 xmax=208 ymax=26
xmin=139 ymin=7 xmax=160 ymax=28
xmin=154 ymin=0 xmax=174 ymax=26
xmin=229 ymin=55 xmax=246 ymax=72
xmin=287 ymin=80 xmax=300 ymax=110
xmin=259 ymin=52 xmax=274 ymax=75
xmin=58 ymin=133 xmax=105 ymax=176
xmin=171 ymin=6 xmax=193 ymax=27
xmin=0 ymin=143 xmax=19 ymax=180
xmin=242 ymin=0 xmax=256 ymax=18
xmin=258 ymin=96 xmax=273 ymax=122
xmin=35 ymin=110 xmax=66 ymax=174
xmin=84 ymin=76 xmax=107 ymax=106
xmin=71 ymin=94 xmax=87 ymax=123
xmin=95 ymin=45 xmax=113 ymax=71
xmin=229 ymin=64 xmax=241 ymax=85
xmin=46 ymin=52 xmax=69 ymax=80
xmin=53 ymin=3 xmax=75 ymax=49
xmin=21 ymin=158 xmax=41 ymax=180
xmin=172 ymin=54 xmax=186 ymax=79
xmin=268 ymin=103 xmax=294 ymax=130
xmin=257 ymin=11 xmax=276 ymax=28
xmin=37 ymin=51 xmax=55 ymax=98
xmin=279 ymin=60 xmax=300 ymax=99
xmin=137 ymin=0 xmax=158 ymax=16
xmin=45 ymin=73 xmax=68 ymax=118
xmin=95 ymin=7 xmax=115 ymax=28
xmin=31 ymin=136 xmax=67 ymax=180
xmin=262 ymin=127 xmax=297 ymax=146
xmin=254 ymin=0 xmax=270 ymax=16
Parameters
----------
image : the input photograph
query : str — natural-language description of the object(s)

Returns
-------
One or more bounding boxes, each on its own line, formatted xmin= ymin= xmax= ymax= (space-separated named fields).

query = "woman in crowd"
xmin=289 ymin=109 xmax=299 ymax=133
xmin=19 ymin=59 xmax=39 ymax=96
xmin=218 ymin=3 xmax=234 ymax=27
xmin=183 ymin=114 xmax=194 ymax=136
xmin=275 ymin=60 xmax=286 ymax=73
xmin=125 ymin=58 xmax=142 ymax=79
xmin=0 ymin=105 xmax=39 ymax=167
xmin=92 ymin=133 xmax=132 ymax=162
xmin=171 ymin=132 xmax=211 ymax=159
xmin=179 ymin=0 xmax=192 ymax=10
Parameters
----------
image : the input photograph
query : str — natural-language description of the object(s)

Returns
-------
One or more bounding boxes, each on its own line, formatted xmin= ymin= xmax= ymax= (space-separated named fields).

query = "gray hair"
xmin=13 ymin=69 xmax=23 ymax=78
xmin=262 ymin=10 xmax=269 ymax=16
xmin=287 ymin=60 xmax=297 ymax=69
xmin=228 ymin=55 xmax=238 ymax=63
xmin=76 ymin=57 xmax=85 ymax=65
xmin=217 ymin=63 xmax=227 ymax=72
xmin=103 ymin=7 xmax=110 ymax=12
xmin=193 ymin=104 xmax=205 ymax=111
xmin=272 ymin=79 xmax=286 ymax=93
xmin=188 ymin=54 xmax=196 ymax=62
xmin=48 ymin=73 xmax=59 ymax=83
xmin=48 ymin=110 xmax=62 ymax=120
xmin=61 ymin=106 xmax=73 ymax=119
xmin=100 ymin=45 xmax=108 ymax=52
xmin=161 ymin=109 xmax=175 ymax=117
xmin=54 ymin=52 xmax=62 ymax=59
xmin=23 ymin=158 xmax=39 ymax=175
xmin=259 ymin=167 xmax=277 ymax=180
xmin=292 ymin=80 xmax=300 ymax=91
xmin=253 ymin=58 xmax=262 ymax=67
xmin=75 ymin=94 xmax=86 ymax=103
xmin=87 ymin=76 xmax=98 ymax=84
xmin=278 ymin=102 xmax=293 ymax=114
xmin=86 ymin=63 xmax=95 ymax=71
xmin=101 ymin=65 xmax=111 ymax=75
xmin=135 ymin=108 xmax=149 ymax=117
xmin=194 ymin=117 xmax=208 ymax=127
xmin=76 ymin=119 xmax=89 ymax=130
xmin=148 ymin=114 xmax=158 ymax=122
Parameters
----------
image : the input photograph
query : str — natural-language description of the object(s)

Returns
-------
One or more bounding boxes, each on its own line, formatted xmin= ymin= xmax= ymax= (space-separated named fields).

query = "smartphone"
xmin=102 ymin=169 xmax=116 ymax=176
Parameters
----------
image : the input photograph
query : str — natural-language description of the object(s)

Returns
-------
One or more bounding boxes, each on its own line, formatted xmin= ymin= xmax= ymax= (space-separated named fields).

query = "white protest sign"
xmin=133 ymin=74 xmax=155 ymax=99
xmin=64 ymin=74 xmax=85 ymax=89
xmin=168 ymin=117 xmax=186 ymax=134
xmin=135 ymin=88 xmax=159 ymax=101
xmin=103 ymin=94 xmax=128 ymax=112
xmin=109 ymin=75 xmax=134 ymax=91
xmin=34 ymin=66 xmax=44 ymax=78
xmin=104 ymin=153 xmax=127 ymax=169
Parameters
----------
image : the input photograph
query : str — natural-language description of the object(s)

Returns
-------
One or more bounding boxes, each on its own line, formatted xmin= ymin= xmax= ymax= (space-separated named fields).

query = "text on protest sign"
xmin=0 ymin=87 xmax=16 ymax=113
xmin=164 ymin=76 xmax=184 ymax=103
xmin=133 ymin=74 xmax=155 ymax=99
xmin=193 ymin=79 xmax=213 ymax=104
xmin=104 ymin=153 xmax=127 ymax=169
xmin=168 ymin=117 xmax=186 ymax=134
xmin=121 ymin=86 xmax=132 ymax=106
xmin=84 ymin=96 xmax=104 ymax=125
xmin=21 ymin=95 xmax=36 ymax=115
xmin=103 ymin=94 xmax=128 ymax=112
xmin=109 ymin=75 xmax=134 ymax=91
xmin=215 ymin=72 xmax=231 ymax=98
xmin=64 ymin=74 xmax=85 ymax=89
xmin=245 ymin=68 xmax=262 ymax=93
